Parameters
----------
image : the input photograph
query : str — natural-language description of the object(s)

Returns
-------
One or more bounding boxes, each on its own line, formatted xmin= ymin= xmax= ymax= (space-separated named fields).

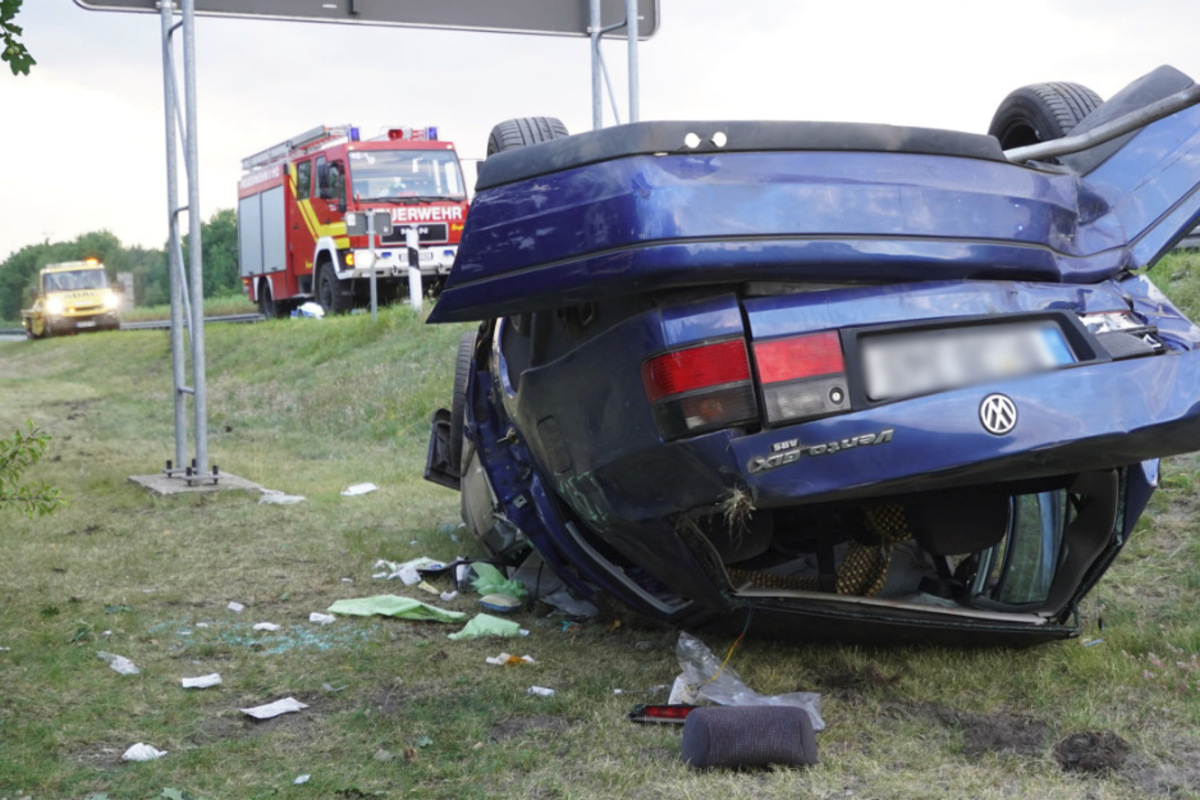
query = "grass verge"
xmin=3 ymin=281 xmax=1200 ymax=798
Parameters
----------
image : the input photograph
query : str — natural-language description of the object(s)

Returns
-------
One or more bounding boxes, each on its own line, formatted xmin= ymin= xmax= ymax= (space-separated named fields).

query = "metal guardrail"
xmin=0 ymin=313 xmax=264 ymax=337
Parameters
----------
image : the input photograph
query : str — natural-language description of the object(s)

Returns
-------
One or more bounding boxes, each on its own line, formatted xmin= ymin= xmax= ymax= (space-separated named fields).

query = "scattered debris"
xmin=258 ymin=489 xmax=306 ymax=505
xmin=414 ymin=735 xmax=433 ymax=748
xmin=121 ymin=742 xmax=167 ymax=761
xmin=252 ymin=622 xmax=281 ymax=632
xmin=486 ymin=653 xmax=535 ymax=666
xmin=682 ymin=706 xmax=817 ymax=769
xmin=240 ymin=696 xmax=309 ymax=720
xmin=194 ymin=622 xmax=210 ymax=628
xmin=416 ymin=581 xmax=440 ymax=596
xmin=97 ymin=651 xmax=139 ymax=676
xmin=1082 ymin=637 xmax=1105 ymax=647
xmin=227 ymin=602 xmax=245 ymax=613
xmin=509 ymin=552 xmax=598 ymax=617
xmin=181 ymin=673 xmax=222 ymax=689
xmin=480 ymin=593 xmax=522 ymax=613
xmin=447 ymin=613 xmax=529 ymax=641
xmin=373 ymin=557 xmax=449 ymax=585
xmin=674 ymin=632 xmax=825 ymax=731
xmin=291 ymin=301 xmax=325 ymax=318
xmin=470 ymin=563 xmax=528 ymax=600
xmin=309 ymin=612 xmax=336 ymax=625
xmin=293 ymin=774 xmax=311 ymax=785
xmin=374 ymin=748 xmax=394 ymax=762
xmin=341 ymin=482 xmax=378 ymax=497
xmin=328 ymin=595 xmax=466 ymax=623
xmin=1054 ymin=731 xmax=1130 ymax=773
xmin=527 ymin=686 xmax=555 ymax=697
xmin=439 ymin=591 xmax=458 ymax=603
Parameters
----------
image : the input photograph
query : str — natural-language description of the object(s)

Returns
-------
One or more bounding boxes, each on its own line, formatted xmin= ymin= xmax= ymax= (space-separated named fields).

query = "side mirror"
xmin=337 ymin=200 xmax=347 ymax=214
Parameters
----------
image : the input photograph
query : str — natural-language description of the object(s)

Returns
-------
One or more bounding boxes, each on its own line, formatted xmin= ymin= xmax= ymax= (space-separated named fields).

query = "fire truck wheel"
xmin=486 ymin=117 xmax=570 ymax=157
xmin=258 ymin=280 xmax=285 ymax=318
xmin=317 ymin=265 xmax=351 ymax=315
xmin=448 ymin=330 xmax=476 ymax=474
xmin=988 ymin=81 xmax=1102 ymax=151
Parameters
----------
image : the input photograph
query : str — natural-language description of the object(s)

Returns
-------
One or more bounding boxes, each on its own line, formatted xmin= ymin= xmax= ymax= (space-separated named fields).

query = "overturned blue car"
xmin=425 ymin=66 xmax=1200 ymax=645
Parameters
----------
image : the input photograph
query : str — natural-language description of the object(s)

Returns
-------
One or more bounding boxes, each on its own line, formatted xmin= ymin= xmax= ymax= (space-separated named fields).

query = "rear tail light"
xmin=642 ymin=339 xmax=758 ymax=440
xmin=753 ymin=330 xmax=850 ymax=425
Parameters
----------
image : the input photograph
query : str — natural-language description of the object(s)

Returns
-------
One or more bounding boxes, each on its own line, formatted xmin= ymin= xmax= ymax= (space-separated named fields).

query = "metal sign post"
xmin=157 ymin=0 xmax=211 ymax=486
xmin=345 ymin=210 xmax=393 ymax=322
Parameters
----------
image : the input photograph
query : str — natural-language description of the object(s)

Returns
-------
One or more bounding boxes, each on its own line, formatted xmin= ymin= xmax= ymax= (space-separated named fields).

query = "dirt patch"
xmin=880 ymin=701 xmax=1047 ymax=757
xmin=489 ymin=715 xmax=573 ymax=740
xmin=1054 ymin=730 xmax=1129 ymax=773
xmin=816 ymin=663 xmax=903 ymax=699
xmin=957 ymin=711 xmax=1047 ymax=758
xmin=1124 ymin=742 xmax=1200 ymax=796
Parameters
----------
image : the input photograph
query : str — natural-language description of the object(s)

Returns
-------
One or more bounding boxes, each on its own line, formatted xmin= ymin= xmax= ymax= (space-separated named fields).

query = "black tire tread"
xmin=448 ymin=330 xmax=476 ymax=474
xmin=988 ymin=81 xmax=1103 ymax=151
xmin=487 ymin=117 xmax=570 ymax=157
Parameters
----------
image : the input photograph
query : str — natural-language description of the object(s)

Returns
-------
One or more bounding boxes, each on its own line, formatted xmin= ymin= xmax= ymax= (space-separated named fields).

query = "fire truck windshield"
xmin=348 ymin=149 xmax=465 ymax=202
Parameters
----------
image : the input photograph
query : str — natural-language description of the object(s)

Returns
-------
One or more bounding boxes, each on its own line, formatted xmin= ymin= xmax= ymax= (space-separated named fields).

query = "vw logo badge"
xmin=979 ymin=393 xmax=1017 ymax=436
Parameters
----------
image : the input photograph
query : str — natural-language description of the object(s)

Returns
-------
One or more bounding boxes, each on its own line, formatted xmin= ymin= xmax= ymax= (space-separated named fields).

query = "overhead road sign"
xmin=73 ymin=0 xmax=659 ymax=38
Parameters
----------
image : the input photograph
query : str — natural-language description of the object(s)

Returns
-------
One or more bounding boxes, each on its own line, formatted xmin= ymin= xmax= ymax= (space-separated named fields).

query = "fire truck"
xmin=237 ymin=125 xmax=469 ymax=316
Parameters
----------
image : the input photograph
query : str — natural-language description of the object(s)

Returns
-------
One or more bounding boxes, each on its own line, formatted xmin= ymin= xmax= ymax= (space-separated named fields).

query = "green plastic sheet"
xmin=470 ymin=563 xmax=528 ymax=600
xmin=447 ymin=613 xmax=523 ymax=640
xmin=328 ymin=595 xmax=465 ymax=623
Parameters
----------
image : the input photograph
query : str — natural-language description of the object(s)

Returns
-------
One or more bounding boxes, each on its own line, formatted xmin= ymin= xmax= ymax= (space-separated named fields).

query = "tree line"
xmin=0 ymin=208 xmax=240 ymax=321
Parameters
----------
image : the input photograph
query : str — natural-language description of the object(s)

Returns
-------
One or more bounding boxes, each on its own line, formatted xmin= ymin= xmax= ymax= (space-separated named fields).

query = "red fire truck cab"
xmin=237 ymin=125 xmax=469 ymax=316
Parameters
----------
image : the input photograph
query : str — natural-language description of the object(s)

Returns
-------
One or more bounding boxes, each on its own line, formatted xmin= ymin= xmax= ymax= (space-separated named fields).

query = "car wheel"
xmin=988 ymin=82 xmax=1103 ymax=151
xmin=317 ymin=263 xmax=350 ymax=315
xmin=448 ymin=330 xmax=476 ymax=474
xmin=486 ymin=116 xmax=570 ymax=157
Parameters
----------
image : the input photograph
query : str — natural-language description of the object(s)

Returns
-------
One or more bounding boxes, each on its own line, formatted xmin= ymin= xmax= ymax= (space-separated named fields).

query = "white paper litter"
xmin=252 ymin=622 xmax=281 ymax=632
xmin=122 ymin=742 xmax=167 ymax=761
xmin=240 ymin=696 xmax=309 ymax=720
xmin=527 ymin=686 xmax=555 ymax=697
xmin=374 ymin=556 xmax=446 ymax=585
xmin=486 ymin=653 xmax=535 ymax=666
xmin=309 ymin=612 xmax=336 ymax=625
xmin=227 ymin=601 xmax=245 ymax=613
xmin=97 ymin=651 xmax=140 ymax=675
xmin=194 ymin=622 xmax=210 ymax=628
xmin=181 ymin=673 xmax=222 ymax=689
xmin=294 ymin=774 xmax=311 ymax=785
xmin=341 ymin=482 xmax=378 ymax=496
xmin=258 ymin=489 xmax=306 ymax=505
xmin=439 ymin=591 xmax=458 ymax=603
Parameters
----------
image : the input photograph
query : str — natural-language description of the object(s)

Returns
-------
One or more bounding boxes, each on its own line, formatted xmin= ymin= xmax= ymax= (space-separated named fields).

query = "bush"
xmin=0 ymin=422 xmax=63 ymax=516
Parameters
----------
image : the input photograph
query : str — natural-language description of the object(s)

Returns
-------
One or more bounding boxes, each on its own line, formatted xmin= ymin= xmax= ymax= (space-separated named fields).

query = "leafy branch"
xmin=0 ymin=421 xmax=64 ymax=516
xmin=1 ymin=0 xmax=35 ymax=77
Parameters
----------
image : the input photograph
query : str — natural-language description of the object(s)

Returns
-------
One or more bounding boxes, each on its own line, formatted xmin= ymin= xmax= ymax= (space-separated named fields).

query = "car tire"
xmin=486 ymin=117 xmax=570 ymax=157
xmin=988 ymin=82 xmax=1103 ymax=151
xmin=317 ymin=263 xmax=350 ymax=315
xmin=448 ymin=330 xmax=476 ymax=475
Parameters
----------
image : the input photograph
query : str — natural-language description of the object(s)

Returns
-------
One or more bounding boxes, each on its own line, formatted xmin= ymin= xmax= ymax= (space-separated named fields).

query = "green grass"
xmin=4 ymin=287 xmax=1200 ymax=799
xmin=120 ymin=292 xmax=259 ymax=323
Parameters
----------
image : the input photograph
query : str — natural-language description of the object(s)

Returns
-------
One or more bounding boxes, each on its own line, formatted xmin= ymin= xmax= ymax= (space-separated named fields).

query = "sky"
xmin=5 ymin=0 xmax=1200 ymax=263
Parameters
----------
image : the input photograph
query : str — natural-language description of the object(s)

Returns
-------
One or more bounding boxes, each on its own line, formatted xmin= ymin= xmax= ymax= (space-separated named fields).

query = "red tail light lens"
xmin=642 ymin=339 xmax=757 ymax=439
xmin=753 ymin=331 xmax=849 ymax=425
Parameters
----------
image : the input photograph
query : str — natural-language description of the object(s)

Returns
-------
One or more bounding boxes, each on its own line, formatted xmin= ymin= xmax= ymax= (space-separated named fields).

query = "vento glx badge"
xmin=748 ymin=429 xmax=894 ymax=474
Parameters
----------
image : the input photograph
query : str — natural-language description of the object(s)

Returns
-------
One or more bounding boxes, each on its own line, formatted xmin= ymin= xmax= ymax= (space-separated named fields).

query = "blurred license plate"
xmin=861 ymin=322 xmax=1074 ymax=401
xmin=76 ymin=320 xmax=97 ymax=328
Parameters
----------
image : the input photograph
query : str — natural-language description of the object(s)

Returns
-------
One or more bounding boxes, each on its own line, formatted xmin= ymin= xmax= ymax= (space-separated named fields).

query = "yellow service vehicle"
xmin=21 ymin=259 xmax=122 ymax=338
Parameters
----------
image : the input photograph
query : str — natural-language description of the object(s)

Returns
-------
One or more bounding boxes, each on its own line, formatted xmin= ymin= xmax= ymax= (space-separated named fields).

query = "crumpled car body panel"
xmin=427 ymin=68 xmax=1200 ymax=645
